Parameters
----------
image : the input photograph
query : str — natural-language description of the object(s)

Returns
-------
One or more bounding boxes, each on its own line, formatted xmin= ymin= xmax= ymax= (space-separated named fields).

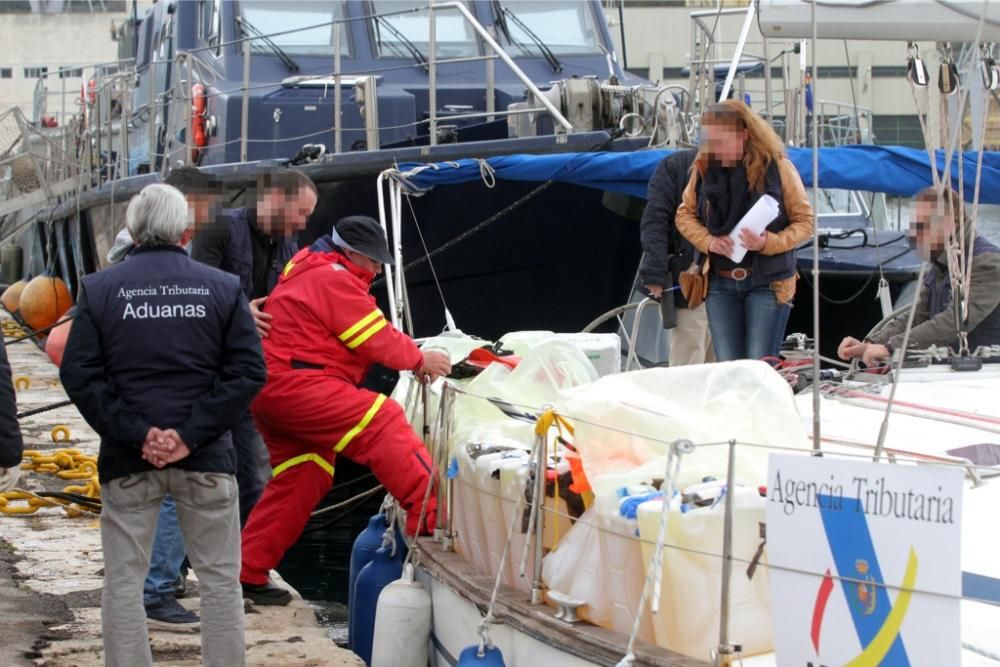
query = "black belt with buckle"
xmin=291 ymin=359 xmax=324 ymax=370
xmin=716 ymin=267 xmax=751 ymax=281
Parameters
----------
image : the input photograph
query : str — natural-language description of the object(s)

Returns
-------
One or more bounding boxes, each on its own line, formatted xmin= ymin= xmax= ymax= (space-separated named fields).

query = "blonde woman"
xmin=676 ymin=100 xmax=814 ymax=361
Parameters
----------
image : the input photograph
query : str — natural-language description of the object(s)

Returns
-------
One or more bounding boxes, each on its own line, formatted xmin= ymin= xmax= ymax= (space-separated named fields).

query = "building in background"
xmin=607 ymin=0 xmax=928 ymax=146
xmin=0 ymin=0 xmax=143 ymax=126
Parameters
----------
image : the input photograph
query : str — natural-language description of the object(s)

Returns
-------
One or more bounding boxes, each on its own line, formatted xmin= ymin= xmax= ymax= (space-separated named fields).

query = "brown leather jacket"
xmin=676 ymin=157 xmax=815 ymax=304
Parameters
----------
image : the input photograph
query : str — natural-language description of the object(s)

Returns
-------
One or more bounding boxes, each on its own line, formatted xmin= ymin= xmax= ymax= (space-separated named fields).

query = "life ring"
xmin=191 ymin=83 xmax=208 ymax=161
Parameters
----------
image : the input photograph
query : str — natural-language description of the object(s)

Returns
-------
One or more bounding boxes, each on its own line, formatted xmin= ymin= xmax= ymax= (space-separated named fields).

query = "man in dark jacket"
xmin=191 ymin=167 xmax=316 ymax=527
xmin=839 ymin=187 xmax=1000 ymax=366
xmin=61 ymin=183 xmax=266 ymax=667
xmin=0 ymin=342 xmax=24 ymax=492
xmin=639 ymin=149 xmax=714 ymax=365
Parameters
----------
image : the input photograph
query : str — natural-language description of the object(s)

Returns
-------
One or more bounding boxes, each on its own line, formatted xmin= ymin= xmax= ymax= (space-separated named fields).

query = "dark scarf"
xmin=698 ymin=160 xmax=784 ymax=237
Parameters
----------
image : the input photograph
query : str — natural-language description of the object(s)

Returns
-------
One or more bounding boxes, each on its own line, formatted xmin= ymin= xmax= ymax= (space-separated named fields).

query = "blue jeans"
xmin=233 ymin=410 xmax=271 ymax=526
xmin=143 ymin=496 xmax=187 ymax=605
xmin=705 ymin=276 xmax=791 ymax=361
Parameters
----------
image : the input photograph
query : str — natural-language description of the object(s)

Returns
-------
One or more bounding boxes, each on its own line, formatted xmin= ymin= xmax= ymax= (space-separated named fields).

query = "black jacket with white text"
xmin=60 ymin=245 xmax=266 ymax=482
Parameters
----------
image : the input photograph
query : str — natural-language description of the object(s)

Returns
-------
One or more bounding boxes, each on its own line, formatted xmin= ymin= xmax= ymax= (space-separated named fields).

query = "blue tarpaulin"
xmin=394 ymin=145 xmax=1000 ymax=203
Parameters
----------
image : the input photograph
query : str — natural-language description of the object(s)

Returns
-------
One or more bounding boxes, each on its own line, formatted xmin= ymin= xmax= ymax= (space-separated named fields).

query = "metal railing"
xmin=0 ymin=107 xmax=83 ymax=219
xmin=409 ymin=366 xmax=1000 ymax=667
xmin=4 ymin=2 xmax=583 ymax=203
xmin=816 ymin=99 xmax=873 ymax=146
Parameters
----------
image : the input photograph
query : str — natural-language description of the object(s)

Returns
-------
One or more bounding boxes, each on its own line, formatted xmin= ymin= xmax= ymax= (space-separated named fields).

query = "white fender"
xmin=371 ymin=563 xmax=432 ymax=667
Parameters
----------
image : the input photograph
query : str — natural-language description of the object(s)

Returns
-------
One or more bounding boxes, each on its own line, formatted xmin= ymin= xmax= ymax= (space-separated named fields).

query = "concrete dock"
xmin=0 ymin=316 xmax=362 ymax=667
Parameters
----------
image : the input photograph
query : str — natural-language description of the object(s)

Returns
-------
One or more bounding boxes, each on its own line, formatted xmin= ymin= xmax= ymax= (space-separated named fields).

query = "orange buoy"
xmin=0 ymin=280 xmax=27 ymax=313
xmin=45 ymin=314 xmax=73 ymax=367
xmin=19 ymin=275 xmax=73 ymax=332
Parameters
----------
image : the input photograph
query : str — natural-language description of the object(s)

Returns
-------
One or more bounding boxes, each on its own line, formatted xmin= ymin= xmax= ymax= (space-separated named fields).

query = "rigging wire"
xmin=400 ymin=176 xmax=454 ymax=332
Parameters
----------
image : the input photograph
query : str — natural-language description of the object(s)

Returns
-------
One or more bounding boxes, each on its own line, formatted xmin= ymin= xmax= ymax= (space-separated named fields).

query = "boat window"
xmin=370 ymin=1 xmax=478 ymax=60
xmin=202 ymin=0 xmax=222 ymax=56
xmin=156 ymin=16 xmax=173 ymax=62
xmin=497 ymin=1 xmax=602 ymax=56
xmin=238 ymin=1 xmax=350 ymax=57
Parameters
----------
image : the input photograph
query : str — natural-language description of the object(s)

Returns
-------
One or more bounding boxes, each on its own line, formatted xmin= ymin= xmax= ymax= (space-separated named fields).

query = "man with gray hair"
xmin=60 ymin=183 xmax=266 ymax=666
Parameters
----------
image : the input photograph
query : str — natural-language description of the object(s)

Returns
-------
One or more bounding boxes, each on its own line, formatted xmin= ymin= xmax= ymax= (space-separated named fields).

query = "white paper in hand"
xmin=727 ymin=194 xmax=780 ymax=263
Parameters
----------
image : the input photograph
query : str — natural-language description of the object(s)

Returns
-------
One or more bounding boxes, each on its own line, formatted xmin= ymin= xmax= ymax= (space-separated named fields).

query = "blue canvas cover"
xmin=394 ymin=145 xmax=1000 ymax=203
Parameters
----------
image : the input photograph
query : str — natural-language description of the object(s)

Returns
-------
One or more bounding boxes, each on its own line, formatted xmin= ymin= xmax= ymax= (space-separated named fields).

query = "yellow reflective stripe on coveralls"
xmin=338 ymin=309 xmax=382 ymax=342
xmin=345 ymin=319 xmax=388 ymax=349
xmin=271 ymin=453 xmax=335 ymax=478
xmin=334 ymin=394 xmax=387 ymax=452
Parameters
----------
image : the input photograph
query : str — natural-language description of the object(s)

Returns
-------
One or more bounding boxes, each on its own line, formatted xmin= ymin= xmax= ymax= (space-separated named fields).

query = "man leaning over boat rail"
xmin=239 ymin=215 xmax=451 ymax=606
xmin=59 ymin=184 xmax=267 ymax=667
xmin=838 ymin=186 xmax=1000 ymax=366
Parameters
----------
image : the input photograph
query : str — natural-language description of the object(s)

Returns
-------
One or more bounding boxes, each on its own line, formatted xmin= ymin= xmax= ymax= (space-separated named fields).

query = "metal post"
xmin=60 ymin=74 xmax=66 ymax=127
xmin=148 ymin=62 xmax=157 ymax=172
xmin=104 ymin=77 xmax=113 ymax=172
xmin=95 ymin=89 xmax=103 ymax=183
xmin=485 ymin=55 xmax=495 ymax=122
xmin=240 ymin=40 xmax=251 ymax=162
xmin=810 ymin=0 xmax=822 ymax=454
xmin=718 ymin=1 xmax=757 ymax=102
xmin=686 ymin=18 xmax=698 ymax=116
xmin=183 ymin=56 xmax=193 ymax=165
xmin=716 ymin=439 xmax=738 ymax=666
xmin=428 ymin=3 xmax=438 ymax=146
xmin=87 ymin=95 xmax=96 ymax=186
xmin=799 ymin=40 xmax=807 ymax=147
xmin=359 ymin=75 xmax=380 ymax=150
xmin=333 ymin=22 xmax=342 ymax=154
xmin=763 ymin=35 xmax=772 ymax=123
xmin=442 ymin=385 xmax=456 ymax=551
xmin=120 ymin=82 xmax=129 ymax=179
xmin=531 ymin=429 xmax=547 ymax=605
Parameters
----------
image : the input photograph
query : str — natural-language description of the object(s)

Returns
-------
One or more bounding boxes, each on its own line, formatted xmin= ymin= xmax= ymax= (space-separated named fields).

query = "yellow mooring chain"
xmin=0 ymin=437 xmax=101 ymax=517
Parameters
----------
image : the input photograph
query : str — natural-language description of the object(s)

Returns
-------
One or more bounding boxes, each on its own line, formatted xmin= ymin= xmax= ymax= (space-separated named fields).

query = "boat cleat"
xmin=546 ymin=590 xmax=586 ymax=624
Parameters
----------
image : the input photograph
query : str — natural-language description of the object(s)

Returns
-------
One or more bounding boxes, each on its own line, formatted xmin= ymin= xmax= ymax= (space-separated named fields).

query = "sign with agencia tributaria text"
xmin=766 ymin=453 xmax=962 ymax=667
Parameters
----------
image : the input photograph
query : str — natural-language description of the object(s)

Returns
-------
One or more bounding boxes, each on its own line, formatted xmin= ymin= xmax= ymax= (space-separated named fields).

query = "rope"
xmin=0 ymin=447 xmax=100 ymax=517
xmin=450 ymin=472 xmax=1000 ymax=608
xmin=517 ymin=410 xmax=573 ymax=577
xmin=873 ymin=260 xmax=928 ymax=462
xmin=373 ymin=130 xmax=624 ymax=289
xmin=448 ymin=382 xmax=1000 ymax=474
xmin=796 ymin=244 xmax=911 ymax=305
xmin=308 ymin=482 xmax=385 ymax=518
xmin=963 ymin=641 xmax=1000 ymax=662
xmin=3 ymin=315 xmax=74 ymax=347
xmin=401 ymin=181 xmax=453 ymax=331
xmin=478 ymin=159 xmax=496 ymax=189
xmin=963 ymin=55 xmax=993 ymax=327
xmin=402 ymin=377 xmax=447 ymax=569
xmin=17 ymin=400 xmax=74 ymax=420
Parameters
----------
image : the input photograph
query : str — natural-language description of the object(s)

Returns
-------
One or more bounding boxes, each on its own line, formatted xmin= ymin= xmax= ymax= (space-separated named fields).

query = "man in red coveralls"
xmin=239 ymin=215 xmax=452 ymax=605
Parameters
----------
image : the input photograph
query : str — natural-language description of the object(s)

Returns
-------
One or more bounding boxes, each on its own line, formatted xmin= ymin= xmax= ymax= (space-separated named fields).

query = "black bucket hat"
xmin=331 ymin=215 xmax=393 ymax=265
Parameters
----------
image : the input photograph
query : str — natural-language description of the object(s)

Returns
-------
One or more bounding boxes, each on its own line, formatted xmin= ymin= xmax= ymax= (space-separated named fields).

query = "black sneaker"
xmin=145 ymin=596 xmax=200 ymax=630
xmin=241 ymin=579 xmax=292 ymax=606
xmin=172 ymin=566 xmax=188 ymax=599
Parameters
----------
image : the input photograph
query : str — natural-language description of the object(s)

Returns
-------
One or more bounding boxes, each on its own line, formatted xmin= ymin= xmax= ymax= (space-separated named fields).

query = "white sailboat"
xmin=364 ymin=2 xmax=1000 ymax=665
